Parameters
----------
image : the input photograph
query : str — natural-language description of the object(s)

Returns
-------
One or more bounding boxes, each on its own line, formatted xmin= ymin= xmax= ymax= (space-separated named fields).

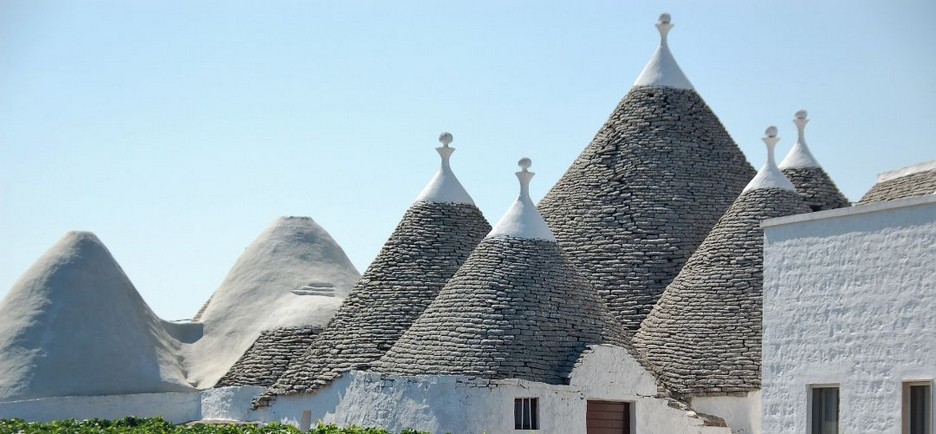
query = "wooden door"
xmin=586 ymin=400 xmax=631 ymax=434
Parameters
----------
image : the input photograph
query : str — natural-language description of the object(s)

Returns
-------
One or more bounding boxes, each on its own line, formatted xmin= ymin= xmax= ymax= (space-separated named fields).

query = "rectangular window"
xmin=514 ymin=397 xmax=539 ymax=430
xmin=904 ymin=381 xmax=932 ymax=434
xmin=811 ymin=386 xmax=839 ymax=434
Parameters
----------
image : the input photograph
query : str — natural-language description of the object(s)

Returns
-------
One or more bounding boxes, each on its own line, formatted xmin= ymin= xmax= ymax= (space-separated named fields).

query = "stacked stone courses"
xmin=217 ymin=325 xmax=322 ymax=387
xmin=376 ymin=236 xmax=628 ymax=385
xmin=263 ymin=201 xmax=490 ymax=397
xmin=781 ymin=167 xmax=850 ymax=211
xmin=537 ymin=86 xmax=756 ymax=334
xmin=633 ymin=188 xmax=810 ymax=398
xmin=858 ymin=169 xmax=936 ymax=204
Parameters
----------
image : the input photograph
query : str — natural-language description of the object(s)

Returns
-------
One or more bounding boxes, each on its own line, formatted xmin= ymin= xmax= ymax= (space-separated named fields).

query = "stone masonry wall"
xmin=858 ymin=169 xmax=936 ymax=204
xmin=217 ymin=326 xmax=322 ymax=387
xmin=782 ymin=167 xmax=851 ymax=211
xmin=538 ymin=86 xmax=756 ymax=334
xmin=376 ymin=236 xmax=628 ymax=385
xmin=634 ymin=188 xmax=810 ymax=398
xmin=262 ymin=201 xmax=490 ymax=398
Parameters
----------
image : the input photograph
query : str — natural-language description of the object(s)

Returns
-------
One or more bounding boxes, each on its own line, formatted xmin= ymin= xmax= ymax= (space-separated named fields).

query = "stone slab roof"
xmin=259 ymin=201 xmax=490 ymax=400
xmin=216 ymin=325 xmax=322 ymax=387
xmin=859 ymin=167 xmax=936 ymax=205
xmin=537 ymin=86 xmax=756 ymax=333
xmin=633 ymin=188 xmax=810 ymax=398
xmin=375 ymin=236 xmax=629 ymax=385
xmin=782 ymin=167 xmax=850 ymax=211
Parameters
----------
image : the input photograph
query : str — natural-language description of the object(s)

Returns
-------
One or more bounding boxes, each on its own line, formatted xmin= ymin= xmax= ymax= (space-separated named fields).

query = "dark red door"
xmin=586 ymin=400 xmax=631 ymax=434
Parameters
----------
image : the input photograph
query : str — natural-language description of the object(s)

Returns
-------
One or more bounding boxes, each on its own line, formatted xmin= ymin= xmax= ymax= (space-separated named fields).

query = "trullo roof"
xmin=258 ymin=133 xmax=491 ymax=401
xmin=633 ymin=128 xmax=810 ymax=398
xmin=184 ymin=216 xmax=360 ymax=388
xmin=778 ymin=110 xmax=850 ymax=211
xmin=858 ymin=160 xmax=936 ymax=204
xmin=0 ymin=232 xmax=193 ymax=401
xmin=375 ymin=159 xmax=628 ymax=385
xmin=537 ymin=14 xmax=756 ymax=334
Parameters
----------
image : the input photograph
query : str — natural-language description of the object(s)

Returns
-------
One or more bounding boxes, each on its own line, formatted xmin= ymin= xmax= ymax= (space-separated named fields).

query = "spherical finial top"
xmin=438 ymin=132 xmax=453 ymax=147
xmin=795 ymin=110 xmax=808 ymax=120
xmin=518 ymin=157 xmax=532 ymax=171
xmin=659 ymin=13 xmax=671 ymax=24
xmin=765 ymin=126 xmax=779 ymax=138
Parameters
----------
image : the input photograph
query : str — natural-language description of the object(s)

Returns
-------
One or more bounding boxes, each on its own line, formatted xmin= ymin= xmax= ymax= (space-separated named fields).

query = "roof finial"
xmin=793 ymin=110 xmax=809 ymax=144
xmin=778 ymin=109 xmax=821 ymax=169
xmin=763 ymin=126 xmax=780 ymax=167
xmin=413 ymin=131 xmax=475 ymax=205
xmin=517 ymin=157 xmax=534 ymax=199
xmin=436 ymin=132 xmax=455 ymax=170
xmin=439 ymin=132 xmax=453 ymax=148
xmin=486 ymin=157 xmax=556 ymax=241
xmin=743 ymin=126 xmax=796 ymax=192
xmin=633 ymin=13 xmax=693 ymax=89
xmin=657 ymin=13 xmax=673 ymax=47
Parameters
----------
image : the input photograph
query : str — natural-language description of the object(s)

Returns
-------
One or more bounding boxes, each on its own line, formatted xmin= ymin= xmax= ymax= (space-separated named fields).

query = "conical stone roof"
xmin=858 ymin=160 xmax=936 ymax=204
xmin=259 ymin=134 xmax=491 ymax=399
xmin=0 ymin=232 xmax=193 ymax=401
xmin=217 ymin=325 xmax=323 ymax=388
xmin=537 ymin=14 xmax=756 ymax=333
xmin=376 ymin=159 xmax=628 ymax=385
xmin=184 ymin=216 xmax=360 ymax=388
xmin=778 ymin=110 xmax=850 ymax=211
xmin=633 ymin=129 xmax=810 ymax=398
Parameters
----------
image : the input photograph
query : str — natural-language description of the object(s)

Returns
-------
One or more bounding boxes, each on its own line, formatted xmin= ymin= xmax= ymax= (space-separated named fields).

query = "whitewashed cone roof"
xmin=0 ymin=232 xmax=194 ymax=401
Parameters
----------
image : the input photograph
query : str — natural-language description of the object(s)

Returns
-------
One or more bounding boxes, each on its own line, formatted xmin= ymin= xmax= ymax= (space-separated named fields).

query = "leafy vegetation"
xmin=0 ymin=418 xmax=428 ymax=434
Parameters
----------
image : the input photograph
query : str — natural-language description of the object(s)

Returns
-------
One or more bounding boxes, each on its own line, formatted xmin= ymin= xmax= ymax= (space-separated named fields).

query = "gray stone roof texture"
xmin=858 ymin=169 xmax=936 ymax=204
xmin=781 ymin=167 xmax=850 ymax=211
xmin=261 ymin=201 xmax=490 ymax=398
xmin=633 ymin=187 xmax=810 ymax=398
xmin=216 ymin=325 xmax=322 ymax=387
xmin=537 ymin=86 xmax=756 ymax=333
xmin=375 ymin=236 xmax=629 ymax=385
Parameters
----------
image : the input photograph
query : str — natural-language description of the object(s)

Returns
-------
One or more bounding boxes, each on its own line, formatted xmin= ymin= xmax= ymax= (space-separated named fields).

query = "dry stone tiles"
xmin=633 ymin=188 xmax=810 ymax=398
xmin=262 ymin=201 xmax=490 ymax=398
xmin=781 ymin=167 xmax=850 ymax=211
xmin=859 ymin=168 xmax=936 ymax=204
xmin=376 ymin=236 xmax=628 ymax=385
xmin=216 ymin=325 xmax=322 ymax=387
xmin=537 ymin=86 xmax=756 ymax=333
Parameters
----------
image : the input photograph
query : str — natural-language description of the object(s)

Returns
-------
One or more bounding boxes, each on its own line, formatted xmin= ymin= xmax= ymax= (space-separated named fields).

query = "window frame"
xmin=514 ymin=397 xmax=539 ymax=431
xmin=808 ymin=384 xmax=840 ymax=434
xmin=903 ymin=380 xmax=933 ymax=434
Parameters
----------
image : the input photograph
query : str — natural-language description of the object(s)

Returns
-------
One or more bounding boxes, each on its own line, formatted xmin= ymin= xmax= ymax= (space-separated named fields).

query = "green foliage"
xmin=0 ymin=418 xmax=427 ymax=434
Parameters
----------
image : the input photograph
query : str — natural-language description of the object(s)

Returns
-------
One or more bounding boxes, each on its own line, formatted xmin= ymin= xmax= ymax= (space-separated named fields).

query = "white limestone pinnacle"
xmin=414 ymin=132 xmax=476 ymax=205
xmin=633 ymin=13 xmax=694 ymax=90
xmin=778 ymin=109 xmax=822 ymax=169
xmin=743 ymin=126 xmax=797 ymax=192
xmin=487 ymin=158 xmax=556 ymax=241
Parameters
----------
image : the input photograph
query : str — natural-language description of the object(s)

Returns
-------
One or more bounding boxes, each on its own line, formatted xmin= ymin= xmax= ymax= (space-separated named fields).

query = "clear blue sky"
xmin=2 ymin=1 xmax=934 ymax=320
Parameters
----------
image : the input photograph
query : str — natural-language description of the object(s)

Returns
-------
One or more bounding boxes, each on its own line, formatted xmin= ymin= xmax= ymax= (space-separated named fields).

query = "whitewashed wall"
xmin=691 ymin=392 xmax=761 ymax=434
xmin=0 ymin=387 xmax=265 ymax=424
xmin=761 ymin=196 xmax=936 ymax=434
xmin=269 ymin=345 xmax=732 ymax=433
xmin=0 ymin=391 xmax=201 ymax=423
